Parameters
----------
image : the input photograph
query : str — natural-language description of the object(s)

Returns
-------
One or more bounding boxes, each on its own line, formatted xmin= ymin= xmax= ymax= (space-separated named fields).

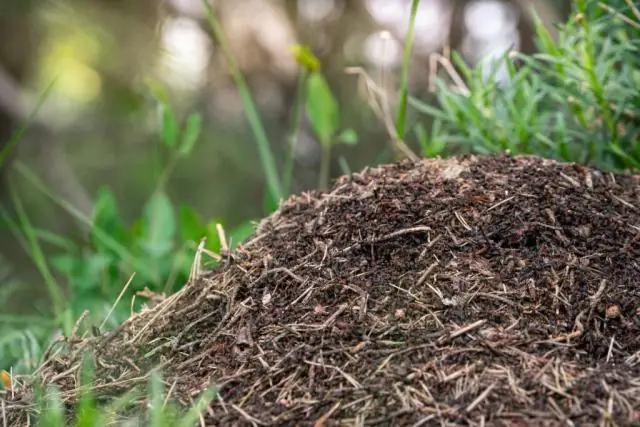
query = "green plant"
xmin=30 ymin=362 xmax=217 ymax=426
xmin=7 ymin=0 xmax=638 ymax=423
xmin=410 ymin=0 xmax=640 ymax=171
xmin=0 ymin=95 xmax=255 ymax=373
xmin=297 ymin=47 xmax=359 ymax=189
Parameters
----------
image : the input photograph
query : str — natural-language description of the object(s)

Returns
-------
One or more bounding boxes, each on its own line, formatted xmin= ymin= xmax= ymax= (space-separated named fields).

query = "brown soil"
xmin=5 ymin=154 xmax=640 ymax=426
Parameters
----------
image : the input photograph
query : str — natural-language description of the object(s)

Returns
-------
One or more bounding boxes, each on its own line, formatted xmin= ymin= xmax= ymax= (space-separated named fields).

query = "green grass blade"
xmin=0 ymin=80 xmax=56 ymax=169
xmin=202 ymin=0 xmax=283 ymax=202
xmin=7 ymin=182 xmax=68 ymax=328
xmin=395 ymin=0 xmax=421 ymax=141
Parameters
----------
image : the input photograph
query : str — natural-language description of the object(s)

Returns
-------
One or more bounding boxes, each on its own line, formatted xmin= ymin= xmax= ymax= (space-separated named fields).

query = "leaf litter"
xmin=4 ymin=154 xmax=640 ymax=426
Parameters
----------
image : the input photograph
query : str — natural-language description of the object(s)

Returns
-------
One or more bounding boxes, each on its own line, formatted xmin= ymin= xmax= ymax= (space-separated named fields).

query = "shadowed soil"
xmin=5 ymin=154 xmax=640 ymax=426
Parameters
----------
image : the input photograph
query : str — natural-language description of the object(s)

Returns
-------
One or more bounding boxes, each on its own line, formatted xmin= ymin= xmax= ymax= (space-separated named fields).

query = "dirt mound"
xmin=6 ymin=155 xmax=640 ymax=426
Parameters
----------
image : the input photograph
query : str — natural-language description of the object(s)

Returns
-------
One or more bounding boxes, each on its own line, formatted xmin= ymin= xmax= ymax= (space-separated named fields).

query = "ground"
xmin=5 ymin=154 xmax=640 ymax=426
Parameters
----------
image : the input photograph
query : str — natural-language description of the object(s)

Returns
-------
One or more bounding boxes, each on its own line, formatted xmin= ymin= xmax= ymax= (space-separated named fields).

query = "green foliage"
xmin=395 ymin=0 xmax=421 ymax=141
xmin=31 ymin=364 xmax=217 ymax=426
xmin=307 ymin=72 xmax=340 ymax=147
xmin=305 ymin=69 xmax=360 ymax=188
xmin=306 ymin=71 xmax=359 ymax=149
xmin=2 ymin=0 xmax=638 ymax=422
xmin=410 ymin=0 xmax=640 ymax=171
xmin=0 ymin=97 xmax=256 ymax=373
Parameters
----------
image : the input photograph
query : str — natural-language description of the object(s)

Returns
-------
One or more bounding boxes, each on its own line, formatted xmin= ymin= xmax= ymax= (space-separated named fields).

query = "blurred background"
xmin=0 ymin=0 xmax=573 ymax=334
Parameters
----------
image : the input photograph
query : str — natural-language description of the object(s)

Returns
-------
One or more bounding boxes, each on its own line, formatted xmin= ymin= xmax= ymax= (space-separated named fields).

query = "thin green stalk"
xmin=319 ymin=143 xmax=331 ymax=190
xmin=6 ymin=180 xmax=70 ymax=331
xmin=0 ymin=80 xmax=56 ymax=168
xmin=155 ymin=154 xmax=178 ymax=193
xmin=576 ymin=1 xmax=618 ymax=143
xmin=283 ymin=68 xmax=309 ymax=196
xmin=202 ymin=0 xmax=283 ymax=202
xmin=395 ymin=0 xmax=421 ymax=141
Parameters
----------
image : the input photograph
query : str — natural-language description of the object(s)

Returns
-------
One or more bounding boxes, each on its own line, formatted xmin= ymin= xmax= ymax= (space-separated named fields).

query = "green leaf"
xmin=306 ymin=72 xmax=339 ymax=146
xmin=610 ymin=143 xmax=640 ymax=169
xmin=335 ymin=128 xmax=359 ymax=145
xmin=415 ymin=120 xmax=447 ymax=157
xmin=158 ymin=103 xmax=179 ymax=148
xmin=408 ymin=96 xmax=451 ymax=121
xmin=91 ymin=187 xmax=126 ymax=250
xmin=179 ymin=204 xmax=206 ymax=243
xmin=139 ymin=191 xmax=176 ymax=258
xmin=178 ymin=112 xmax=203 ymax=157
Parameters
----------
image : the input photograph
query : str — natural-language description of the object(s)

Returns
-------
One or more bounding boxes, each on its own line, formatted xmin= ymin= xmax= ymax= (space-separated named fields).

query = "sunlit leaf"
xmin=306 ymin=72 xmax=339 ymax=146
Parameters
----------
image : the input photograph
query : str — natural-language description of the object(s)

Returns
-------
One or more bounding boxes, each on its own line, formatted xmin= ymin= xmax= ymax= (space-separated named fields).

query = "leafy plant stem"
xmin=202 ymin=0 xmax=283 ymax=202
xmin=395 ymin=0 xmax=420 ymax=143
xmin=319 ymin=143 xmax=331 ymax=190
xmin=155 ymin=155 xmax=179 ymax=194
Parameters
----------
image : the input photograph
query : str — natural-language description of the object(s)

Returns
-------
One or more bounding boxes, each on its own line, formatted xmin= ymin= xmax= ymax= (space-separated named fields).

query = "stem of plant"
xmin=283 ymin=68 xmax=309 ymax=195
xmin=7 ymin=180 xmax=70 ymax=331
xmin=319 ymin=143 xmax=331 ymax=190
xmin=576 ymin=1 xmax=618 ymax=144
xmin=395 ymin=0 xmax=420 ymax=143
xmin=202 ymin=0 xmax=283 ymax=202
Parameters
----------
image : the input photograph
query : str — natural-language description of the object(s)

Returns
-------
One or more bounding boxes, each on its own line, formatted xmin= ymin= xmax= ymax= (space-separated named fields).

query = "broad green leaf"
xmin=139 ymin=191 xmax=176 ymax=258
xmin=306 ymin=72 xmax=339 ymax=146
xmin=178 ymin=112 xmax=203 ymax=156
xmin=91 ymin=186 xmax=126 ymax=250
xmin=336 ymin=128 xmax=359 ymax=145
xmin=179 ymin=204 xmax=206 ymax=243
